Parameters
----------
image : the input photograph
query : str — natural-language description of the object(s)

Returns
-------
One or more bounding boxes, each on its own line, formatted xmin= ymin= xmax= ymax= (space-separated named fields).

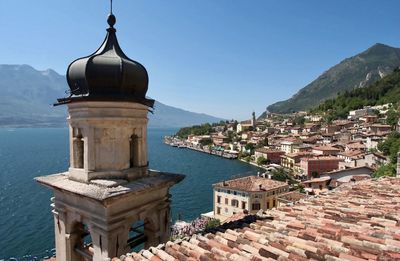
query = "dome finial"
xmin=107 ymin=0 xmax=116 ymax=28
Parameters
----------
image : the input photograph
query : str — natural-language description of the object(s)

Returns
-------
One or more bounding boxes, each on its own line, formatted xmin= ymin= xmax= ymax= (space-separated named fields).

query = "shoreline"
xmin=164 ymin=136 xmax=239 ymax=160
xmin=164 ymin=136 xmax=271 ymax=171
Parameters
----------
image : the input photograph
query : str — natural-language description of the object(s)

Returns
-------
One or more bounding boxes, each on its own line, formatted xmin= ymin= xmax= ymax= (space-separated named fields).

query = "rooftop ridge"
xmin=118 ymin=177 xmax=400 ymax=261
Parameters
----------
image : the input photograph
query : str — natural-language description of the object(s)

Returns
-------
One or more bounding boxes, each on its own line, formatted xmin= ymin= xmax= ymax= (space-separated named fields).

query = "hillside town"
xmin=166 ymin=103 xmax=400 ymax=201
xmin=126 ymin=104 xmax=400 ymax=261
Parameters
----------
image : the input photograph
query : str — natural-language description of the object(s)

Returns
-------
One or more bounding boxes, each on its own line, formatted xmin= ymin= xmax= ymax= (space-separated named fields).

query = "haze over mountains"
xmin=0 ymin=65 xmax=223 ymax=128
xmin=265 ymin=43 xmax=400 ymax=115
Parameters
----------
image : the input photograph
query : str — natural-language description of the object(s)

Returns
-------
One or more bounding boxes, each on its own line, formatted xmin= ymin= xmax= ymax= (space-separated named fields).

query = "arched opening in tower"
xmin=129 ymin=134 xmax=139 ymax=168
xmin=127 ymin=220 xmax=147 ymax=251
xmin=73 ymin=222 xmax=93 ymax=260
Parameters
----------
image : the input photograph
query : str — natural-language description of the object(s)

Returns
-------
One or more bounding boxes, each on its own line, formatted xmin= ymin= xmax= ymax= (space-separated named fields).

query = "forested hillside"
xmin=265 ymin=43 xmax=400 ymax=115
xmin=310 ymin=67 xmax=400 ymax=122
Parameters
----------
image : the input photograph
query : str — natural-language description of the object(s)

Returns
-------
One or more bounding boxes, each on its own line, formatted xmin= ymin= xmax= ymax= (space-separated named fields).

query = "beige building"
xmin=213 ymin=176 xmax=289 ymax=222
xmin=280 ymin=140 xmax=300 ymax=154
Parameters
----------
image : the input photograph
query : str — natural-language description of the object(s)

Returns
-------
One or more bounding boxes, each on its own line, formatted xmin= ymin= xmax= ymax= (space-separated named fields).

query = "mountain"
xmin=0 ymin=64 xmax=223 ymax=128
xmin=311 ymin=67 xmax=400 ymax=121
xmin=266 ymin=43 xmax=400 ymax=115
xmin=148 ymin=102 xmax=223 ymax=128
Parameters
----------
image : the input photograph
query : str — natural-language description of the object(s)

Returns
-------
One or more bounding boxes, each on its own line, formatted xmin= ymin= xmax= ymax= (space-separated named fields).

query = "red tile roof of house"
xmin=120 ymin=177 xmax=400 ymax=261
xmin=312 ymin=146 xmax=341 ymax=152
xmin=300 ymin=156 xmax=341 ymax=162
xmin=255 ymin=148 xmax=284 ymax=154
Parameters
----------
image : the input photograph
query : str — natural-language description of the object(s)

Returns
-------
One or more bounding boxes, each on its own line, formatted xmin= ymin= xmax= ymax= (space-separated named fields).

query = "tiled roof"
xmin=213 ymin=176 xmax=288 ymax=192
xmin=312 ymin=146 xmax=341 ymax=152
xmin=277 ymin=191 xmax=308 ymax=203
xmin=122 ymin=177 xmax=400 ymax=261
xmin=255 ymin=148 xmax=284 ymax=154
xmin=339 ymin=150 xmax=365 ymax=158
xmin=300 ymin=156 xmax=341 ymax=162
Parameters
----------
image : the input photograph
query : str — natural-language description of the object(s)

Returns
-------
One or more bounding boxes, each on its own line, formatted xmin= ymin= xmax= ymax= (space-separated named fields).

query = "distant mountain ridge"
xmin=265 ymin=43 xmax=400 ymax=115
xmin=0 ymin=64 xmax=223 ymax=128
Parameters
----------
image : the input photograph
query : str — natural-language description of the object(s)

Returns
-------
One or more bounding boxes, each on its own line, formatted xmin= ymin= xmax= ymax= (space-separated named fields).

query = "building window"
xmin=241 ymin=201 xmax=246 ymax=209
xmin=233 ymin=191 xmax=237 ymax=195
xmin=225 ymin=208 xmax=228 ymax=213
xmin=266 ymin=201 xmax=270 ymax=209
xmin=227 ymin=190 xmax=231 ymax=194
xmin=252 ymin=203 xmax=261 ymax=211
xmin=217 ymin=207 xmax=221 ymax=215
xmin=231 ymin=199 xmax=239 ymax=207
xmin=217 ymin=196 xmax=221 ymax=204
xmin=225 ymin=198 xmax=228 ymax=204
xmin=272 ymin=199 xmax=276 ymax=207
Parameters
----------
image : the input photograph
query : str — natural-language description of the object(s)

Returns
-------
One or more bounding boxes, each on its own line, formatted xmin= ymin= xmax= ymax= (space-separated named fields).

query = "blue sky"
xmin=1 ymin=0 xmax=399 ymax=120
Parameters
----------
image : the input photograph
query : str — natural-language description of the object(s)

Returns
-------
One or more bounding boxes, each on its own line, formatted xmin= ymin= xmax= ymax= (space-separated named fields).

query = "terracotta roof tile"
xmin=213 ymin=176 xmax=288 ymax=192
xmin=121 ymin=178 xmax=400 ymax=260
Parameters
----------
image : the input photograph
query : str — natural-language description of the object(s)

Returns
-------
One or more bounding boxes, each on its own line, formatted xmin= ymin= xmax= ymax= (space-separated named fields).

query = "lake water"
xmin=0 ymin=128 xmax=260 ymax=259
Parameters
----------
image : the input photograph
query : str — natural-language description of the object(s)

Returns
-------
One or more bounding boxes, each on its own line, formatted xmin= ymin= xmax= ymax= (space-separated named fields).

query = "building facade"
xmin=300 ymin=157 xmax=341 ymax=178
xmin=254 ymin=148 xmax=285 ymax=164
xmin=213 ymin=176 xmax=289 ymax=222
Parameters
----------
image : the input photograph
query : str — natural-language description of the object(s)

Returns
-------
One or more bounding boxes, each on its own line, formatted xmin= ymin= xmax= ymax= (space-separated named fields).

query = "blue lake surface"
xmin=0 ymin=128 xmax=260 ymax=259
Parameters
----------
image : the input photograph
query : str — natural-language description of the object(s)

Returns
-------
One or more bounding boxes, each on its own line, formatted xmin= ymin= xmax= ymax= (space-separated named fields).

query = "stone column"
xmin=85 ymin=126 xmax=95 ymax=172
xmin=52 ymin=207 xmax=84 ymax=261
xmin=142 ymin=125 xmax=148 ymax=166
xmin=158 ymin=206 xmax=171 ymax=243
xmin=68 ymin=126 xmax=74 ymax=168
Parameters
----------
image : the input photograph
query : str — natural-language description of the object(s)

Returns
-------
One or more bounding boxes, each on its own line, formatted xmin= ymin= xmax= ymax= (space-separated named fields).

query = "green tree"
xmin=294 ymin=116 xmax=306 ymax=127
xmin=270 ymin=168 xmax=297 ymax=185
xmin=386 ymin=109 xmax=399 ymax=127
xmin=373 ymin=163 xmax=396 ymax=178
xmin=256 ymin=156 xmax=268 ymax=166
xmin=245 ymin=143 xmax=255 ymax=155
xmin=199 ymin=138 xmax=213 ymax=146
xmin=205 ymin=218 xmax=220 ymax=230
xmin=377 ymin=132 xmax=400 ymax=164
xmin=374 ymin=131 xmax=400 ymax=177
xmin=311 ymin=171 xmax=319 ymax=178
xmin=176 ymin=123 xmax=213 ymax=139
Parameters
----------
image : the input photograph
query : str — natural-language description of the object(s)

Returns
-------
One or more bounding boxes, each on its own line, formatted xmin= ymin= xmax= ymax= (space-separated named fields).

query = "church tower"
xmin=36 ymin=5 xmax=184 ymax=261
xmin=251 ymin=111 xmax=256 ymax=127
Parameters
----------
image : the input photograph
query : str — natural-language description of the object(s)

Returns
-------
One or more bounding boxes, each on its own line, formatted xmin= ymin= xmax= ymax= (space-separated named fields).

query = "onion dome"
xmin=56 ymin=12 xmax=154 ymax=107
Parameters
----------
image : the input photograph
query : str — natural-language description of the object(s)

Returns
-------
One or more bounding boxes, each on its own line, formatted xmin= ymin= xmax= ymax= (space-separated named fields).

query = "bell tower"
xmin=36 ymin=4 xmax=184 ymax=261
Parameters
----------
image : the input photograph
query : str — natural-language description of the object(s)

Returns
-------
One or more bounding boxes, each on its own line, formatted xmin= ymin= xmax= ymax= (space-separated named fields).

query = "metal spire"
xmin=107 ymin=0 xmax=116 ymax=28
